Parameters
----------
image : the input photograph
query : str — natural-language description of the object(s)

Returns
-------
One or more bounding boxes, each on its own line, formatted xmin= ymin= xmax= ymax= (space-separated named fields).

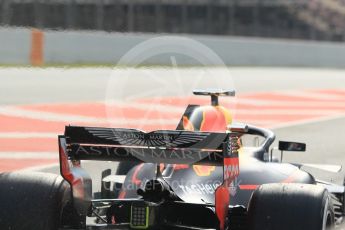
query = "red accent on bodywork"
xmin=224 ymin=157 xmax=239 ymax=165
xmin=160 ymin=163 xmax=165 ymax=172
xmin=118 ymin=191 xmax=126 ymax=199
xmin=131 ymin=163 xmax=144 ymax=185
xmin=215 ymin=186 xmax=230 ymax=230
xmin=223 ymin=158 xmax=240 ymax=186
xmin=239 ymin=185 xmax=259 ymax=190
xmin=281 ymin=170 xmax=299 ymax=183
xmin=173 ymin=164 xmax=189 ymax=170
xmin=59 ymin=139 xmax=74 ymax=183
xmin=216 ymin=143 xmax=240 ymax=230
xmin=59 ymin=137 xmax=85 ymax=199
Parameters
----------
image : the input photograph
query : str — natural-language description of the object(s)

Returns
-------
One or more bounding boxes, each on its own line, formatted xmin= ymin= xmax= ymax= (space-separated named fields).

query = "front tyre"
xmin=247 ymin=183 xmax=334 ymax=230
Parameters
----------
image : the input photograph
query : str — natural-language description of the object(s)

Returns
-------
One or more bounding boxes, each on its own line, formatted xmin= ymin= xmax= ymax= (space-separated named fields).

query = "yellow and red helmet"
xmin=182 ymin=89 xmax=235 ymax=132
xmin=183 ymin=105 xmax=232 ymax=132
xmin=175 ymin=89 xmax=236 ymax=176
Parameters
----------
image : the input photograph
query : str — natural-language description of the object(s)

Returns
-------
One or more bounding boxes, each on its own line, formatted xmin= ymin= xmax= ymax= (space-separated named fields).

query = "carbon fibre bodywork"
xmin=118 ymin=103 xmax=315 ymax=208
xmin=120 ymin=150 xmax=315 ymax=207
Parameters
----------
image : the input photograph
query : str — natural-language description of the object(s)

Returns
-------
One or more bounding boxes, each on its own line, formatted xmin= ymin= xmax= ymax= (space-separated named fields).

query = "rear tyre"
xmin=247 ymin=183 xmax=334 ymax=230
xmin=0 ymin=172 xmax=73 ymax=230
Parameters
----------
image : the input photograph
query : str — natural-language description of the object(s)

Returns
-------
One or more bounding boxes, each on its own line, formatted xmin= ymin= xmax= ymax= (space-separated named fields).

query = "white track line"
xmin=106 ymin=101 xmax=186 ymax=113
xmin=102 ymin=101 xmax=345 ymax=117
xmin=0 ymin=152 xmax=57 ymax=159
xmin=234 ymin=109 xmax=343 ymax=115
xmin=0 ymin=106 xmax=178 ymax=125
xmin=117 ymin=102 xmax=345 ymax=116
xmin=0 ymin=106 xmax=104 ymax=123
xmin=270 ymin=114 xmax=345 ymax=130
xmin=236 ymin=98 xmax=345 ymax=107
xmin=276 ymin=91 xmax=345 ymax=101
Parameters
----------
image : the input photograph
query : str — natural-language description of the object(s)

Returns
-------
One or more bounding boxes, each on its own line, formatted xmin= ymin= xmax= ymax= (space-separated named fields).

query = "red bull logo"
xmin=193 ymin=165 xmax=216 ymax=177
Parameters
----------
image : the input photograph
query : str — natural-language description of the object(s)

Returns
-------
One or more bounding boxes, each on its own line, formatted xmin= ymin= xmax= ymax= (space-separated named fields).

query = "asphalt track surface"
xmin=0 ymin=67 xmax=345 ymax=186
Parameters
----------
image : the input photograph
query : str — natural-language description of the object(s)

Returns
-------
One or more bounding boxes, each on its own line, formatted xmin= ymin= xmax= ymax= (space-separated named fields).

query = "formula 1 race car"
xmin=0 ymin=89 xmax=344 ymax=230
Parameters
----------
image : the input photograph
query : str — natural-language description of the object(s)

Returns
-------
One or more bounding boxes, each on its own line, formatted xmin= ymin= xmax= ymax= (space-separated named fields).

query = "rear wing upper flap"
xmin=62 ymin=126 xmax=232 ymax=165
xmin=65 ymin=126 xmax=228 ymax=149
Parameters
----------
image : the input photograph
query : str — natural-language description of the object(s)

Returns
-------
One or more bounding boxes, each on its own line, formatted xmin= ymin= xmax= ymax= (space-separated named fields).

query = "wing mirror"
xmin=270 ymin=141 xmax=306 ymax=162
xmin=278 ymin=141 xmax=306 ymax=152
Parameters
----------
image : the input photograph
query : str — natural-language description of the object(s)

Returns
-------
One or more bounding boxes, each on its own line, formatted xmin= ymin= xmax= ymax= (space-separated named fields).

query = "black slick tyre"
xmin=0 ymin=172 xmax=72 ymax=230
xmin=247 ymin=183 xmax=334 ymax=230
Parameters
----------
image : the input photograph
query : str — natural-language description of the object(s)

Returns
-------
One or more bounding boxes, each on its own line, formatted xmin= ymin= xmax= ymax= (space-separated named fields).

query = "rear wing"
xmin=59 ymin=125 xmax=242 ymax=230
xmin=62 ymin=126 xmax=231 ymax=165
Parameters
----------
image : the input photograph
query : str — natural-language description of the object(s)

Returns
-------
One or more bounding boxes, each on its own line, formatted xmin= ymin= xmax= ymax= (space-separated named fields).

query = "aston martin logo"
xmin=85 ymin=127 xmax=210 ymax=148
